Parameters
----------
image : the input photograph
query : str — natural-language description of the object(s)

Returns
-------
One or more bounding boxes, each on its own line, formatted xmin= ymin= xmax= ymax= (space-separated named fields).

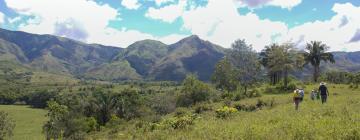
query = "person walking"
xmin=299 ymin=88 xmax=305 ymax=102
xmin=310 ymin=89 xmax=317 ymax=100
xmin=319 ymin=82 xmax=330 ymax=104
xmin=293 ymin=89 xmax=302 ymax=110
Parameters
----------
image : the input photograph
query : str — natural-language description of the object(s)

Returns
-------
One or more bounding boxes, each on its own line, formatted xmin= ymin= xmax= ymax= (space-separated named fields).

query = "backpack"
xmin=293 ymin=90 xmax=301 ymax=98
xmin=299 ymin=90 xmax=305 ymax=98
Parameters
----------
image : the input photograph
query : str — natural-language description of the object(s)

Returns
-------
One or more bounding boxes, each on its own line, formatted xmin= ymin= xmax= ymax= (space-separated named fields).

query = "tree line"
xmin=212 ymin=40 xmax=335 ymax=94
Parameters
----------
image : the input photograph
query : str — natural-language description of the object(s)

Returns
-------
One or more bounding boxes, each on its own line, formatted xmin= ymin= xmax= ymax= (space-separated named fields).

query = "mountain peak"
xmin=183 ymin=35 xmax=201 ymax=42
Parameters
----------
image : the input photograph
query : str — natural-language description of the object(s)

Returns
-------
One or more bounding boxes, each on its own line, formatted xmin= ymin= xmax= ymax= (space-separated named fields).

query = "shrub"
xmin=215 ymin=106 xmax=237 ymax=119
xmin=174 ymin=108 xmax=190 ymax=117
xmin=162 ymin=114 xmax=197 ymax=129
xmin=177 ymin=75 xmax=211 ymax=107
xmin=194 ymin=104 xmax=213 ymax=114
xmin=0 ymin=111 xmax=15 ymax=139
xmin=26 ymin=90 xmax=58 ymax=108
xmin=234 ymin=103 xmax=257 ymax=112
xmin=245 ymin=89 xmax=262 ymax=98
xmin=150 ymin=92 xmax=176 ymax=115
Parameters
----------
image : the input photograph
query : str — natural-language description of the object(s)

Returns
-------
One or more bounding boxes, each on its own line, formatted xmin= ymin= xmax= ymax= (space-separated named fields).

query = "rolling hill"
xmin=0 ymin=28 xmax=359 ymax=82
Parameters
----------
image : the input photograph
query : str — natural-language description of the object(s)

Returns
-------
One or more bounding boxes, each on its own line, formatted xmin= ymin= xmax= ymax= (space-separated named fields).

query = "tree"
xmin=43 ymin=101 xmax=68 ymax=140
xmin=352 ymin=72 xmax=360 ymax=87
xmin=177 ymin=75 xmax=211 ymax=107
xmin=0 ymin=111 xmax=15 ymax=140
xmin=304 ymin=41 xmax=335 ymax=82
xmin=260 ymin=44 xmax=283 ymax=85
xmin=27 ymin=90 xmax=58 ymax=108
xmin=266 ymin=43 xmax=304 ymax=88
xmin=211 ymin=58 xmax=237 ymax=92
xmin=227 ymin=39 xmax=261 ymax=94
xmin=113 ymin=88 xmax=143 ymax=120
xmin=90 ymin=90 xmax=118 ymax=125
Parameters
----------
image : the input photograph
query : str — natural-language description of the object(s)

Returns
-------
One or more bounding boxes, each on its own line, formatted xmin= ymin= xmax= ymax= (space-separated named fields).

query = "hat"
xmin=320 ymin=82 xmax=326 ymax=85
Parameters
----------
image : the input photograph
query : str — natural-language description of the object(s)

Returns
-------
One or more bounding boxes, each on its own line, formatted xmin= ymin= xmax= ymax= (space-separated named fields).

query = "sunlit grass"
xmin=128 ymin=84 xmax=360 ymax=140
xmin=0 ymin=105 xmax=47 ymax=140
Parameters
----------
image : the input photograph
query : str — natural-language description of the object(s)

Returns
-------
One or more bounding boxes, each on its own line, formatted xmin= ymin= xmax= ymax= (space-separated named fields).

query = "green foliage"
xmin=43 ymin=100 xmax=68 ymax=140
xmin=0 ymin=111 xmax=15 ymax=140
xmin=304 ymin=41 xmax=335 ymax=82
xmin=149 ymin=92 xmax=176 ymax=115
xmin=177 ymin=75 xmax=211 ymax=107
xmin=211 ymin=58 xmax=237 ymax=92
xmin=215 ymin=106 xmax=237 ymax=119
xmin=351 ymin=72 xmax=360 ymax=87
xmin=227 ymin=39 xmax=261 ymax=94
xmin=194 ymin=103 xmax=213 ymax=114
xmin=162 ymin=114 xmax=197 ymax=129
xmin=26 ymin=90 xmax=58 ymax=108
xmin=323 ymin=71 xmax=353 ymax=84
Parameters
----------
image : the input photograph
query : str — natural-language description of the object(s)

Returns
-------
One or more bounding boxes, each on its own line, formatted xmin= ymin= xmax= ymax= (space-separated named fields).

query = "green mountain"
xmin=1 ymin=28 xmax=360 ymax=82
xmin=0 ymin=28 xmax=123 ymax=76
xmin=149 ymin=35 xmax=225 ymax=81
xmin=120 ymin=39 xmax=168 ymax=76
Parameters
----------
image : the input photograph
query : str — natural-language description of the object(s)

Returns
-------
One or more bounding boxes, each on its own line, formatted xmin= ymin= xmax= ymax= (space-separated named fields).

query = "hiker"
xmin=293 ymin=89 xmax=302 ymax=110
xmin=319 ymin=82 xmax=330 ymax=104
xmin=299 ymin=88 xmax=305 ymax=102
xmin=310 ymin=89 xmax=317 ymax=100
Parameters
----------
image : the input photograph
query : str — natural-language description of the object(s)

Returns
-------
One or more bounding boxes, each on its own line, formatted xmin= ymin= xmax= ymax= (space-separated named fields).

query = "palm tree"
xmin=267 ymin=43 xmax=303 ymax=88
xmin=304 ymin=41 xmax=335 ymax=82
xmin=260 ymin=43 xmax=283 ymax=85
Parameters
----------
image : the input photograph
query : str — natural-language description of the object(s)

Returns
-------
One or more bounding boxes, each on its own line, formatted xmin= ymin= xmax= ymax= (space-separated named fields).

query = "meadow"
xmin=0 ymin=105 xmax=47 ymax=140
xmin=89 ymin=84 xmax=360 ymax=140
xmin=0 ymin=84 xmax=359 ymax=140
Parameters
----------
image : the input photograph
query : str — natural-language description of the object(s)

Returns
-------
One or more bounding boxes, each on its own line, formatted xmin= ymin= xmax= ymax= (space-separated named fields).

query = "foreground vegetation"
xmin=1 ymin=39 xmax=360 ymax=140
xmin=121 ymin=84 xmax=360 ymax=140
xmin=0 ymin=105 xmax=47 ymax=140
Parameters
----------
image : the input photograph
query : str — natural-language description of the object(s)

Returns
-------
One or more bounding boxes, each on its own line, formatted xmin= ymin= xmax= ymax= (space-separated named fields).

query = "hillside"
xmin=0 ymin=28 xmax=360 ymax=82
xmin=150 ymin=35 xmax=225 ymax=81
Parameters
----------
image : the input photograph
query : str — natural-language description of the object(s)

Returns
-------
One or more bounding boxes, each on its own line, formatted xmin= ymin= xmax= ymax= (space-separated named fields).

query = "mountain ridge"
xmin=0 ymin=28 xmax=359 ymax=81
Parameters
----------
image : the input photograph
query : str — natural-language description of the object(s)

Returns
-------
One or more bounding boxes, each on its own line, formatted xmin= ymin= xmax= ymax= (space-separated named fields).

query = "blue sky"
xmin=0 ymin=0 xmax=359 ymax=51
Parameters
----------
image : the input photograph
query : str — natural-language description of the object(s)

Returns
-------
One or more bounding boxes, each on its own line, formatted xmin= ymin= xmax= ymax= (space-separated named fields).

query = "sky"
xmin=0 ymin=0 xmax=359 ymax=52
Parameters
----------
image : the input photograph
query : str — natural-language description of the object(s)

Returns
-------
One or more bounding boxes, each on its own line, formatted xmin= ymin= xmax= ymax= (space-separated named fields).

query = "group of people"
xmin=293 ymin=82 xmax=330 ymax=110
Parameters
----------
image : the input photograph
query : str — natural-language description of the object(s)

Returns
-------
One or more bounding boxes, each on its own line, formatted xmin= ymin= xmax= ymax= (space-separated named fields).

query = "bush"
xmin=0 ymin=111 xmax=15 ymax=139
xmin=162 ymin=114 xmax=197 ymax=129
xmin=150 ymin=92 xmax=176 ymax=115
xmin=234 ymin=103 xmax=257 ymax=112
xmin=0 ymin=92 xmax=19 ymax=104
xmin=194 ymin=103 xmax=213 ymax=114
xmin=26 ymin=90 xmax=58 ymax=108
xmin=177 ymin=75 xmax=211 ymax=107
xmin=174 ymin=108 xmax=190 ymax=117
xmin=215 ymin=106 xmax=237 ymax=119
xmin=245 ymin=89 xmax=262 ymax=98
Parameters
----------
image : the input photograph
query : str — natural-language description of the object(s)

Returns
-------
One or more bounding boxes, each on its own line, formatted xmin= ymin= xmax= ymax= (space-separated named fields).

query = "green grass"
xmin=0 ymin=105 xmax=47 ymax=140
xmin=124 ymin=84 xmax=360 ymax=140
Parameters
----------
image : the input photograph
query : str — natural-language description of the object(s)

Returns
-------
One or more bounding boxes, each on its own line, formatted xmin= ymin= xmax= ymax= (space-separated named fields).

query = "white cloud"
xmin=181 ymin=0 xmax=288 ymax=51
xmin=268 ymin=0 xmax=302 ymax=9
xmin=8 ymin=16 xmax=22 ymax=23
xmin=158 ymin=34 xmax=188 ymax=44
xmin=287 ymin=3 xmax=360 ymax=51
xmin=0 ymin=12 xmax=5 ymax=24
xmin=181 ymin=0 xmax=360 ymax=52
xmin=121 ymin=0 xmax=141 ymax=10
xmin=5 ymin=0 xmax=154 ymax=47
xmin=236 ymin=0 xmax=302 ymax=10
xmin=145 ymin=0 xmax=186 ymax=23
xmin=154 ymin=0 xmax=175 ymax=6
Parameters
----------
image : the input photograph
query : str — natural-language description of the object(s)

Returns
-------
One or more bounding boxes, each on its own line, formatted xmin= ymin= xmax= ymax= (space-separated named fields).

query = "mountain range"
xmin=0 ymin=28 xmax=359 ymax=82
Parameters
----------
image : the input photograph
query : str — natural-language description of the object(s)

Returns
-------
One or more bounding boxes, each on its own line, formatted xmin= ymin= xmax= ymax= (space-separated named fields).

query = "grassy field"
xmin=0 ymin=105 xmax=47 ymax=140
xmin=0 ymin=84 xmax=359 ymax=140
xmin=124 ymin=84 xmax=360 ymax=140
